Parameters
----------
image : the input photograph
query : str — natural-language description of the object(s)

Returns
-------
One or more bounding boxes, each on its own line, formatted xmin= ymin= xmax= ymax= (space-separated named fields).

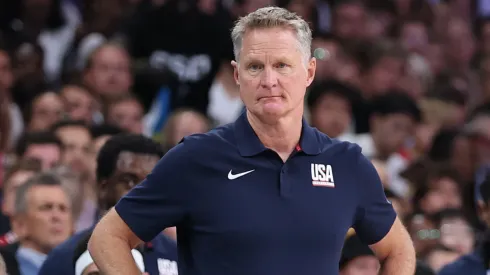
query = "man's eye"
xmin=276 ymin=63 xmax=288 ymax=68
xmin=248 ymin=64 xmax=262 ymax=71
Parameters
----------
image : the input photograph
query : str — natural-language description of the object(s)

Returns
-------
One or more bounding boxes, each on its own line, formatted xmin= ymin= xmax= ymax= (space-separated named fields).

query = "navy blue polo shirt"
xmin=115 ymin=111 xmax=396 ymax=275
xmin=438 ymin=250 xmax=485 ymax=275
xmin=38 ymin=226 xmax=177 ymax=275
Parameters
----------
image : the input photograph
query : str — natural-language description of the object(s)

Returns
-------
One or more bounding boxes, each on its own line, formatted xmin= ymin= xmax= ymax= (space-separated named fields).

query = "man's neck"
xmin=247 ymin=109 xmax=303 ymax=161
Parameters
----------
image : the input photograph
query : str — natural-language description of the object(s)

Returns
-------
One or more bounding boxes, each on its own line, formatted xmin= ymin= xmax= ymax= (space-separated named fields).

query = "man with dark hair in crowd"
xmin=38 ymin=134 xmax=177 ymax=275
xmin=15 ymin=131 xmax=63 ymax=171
xmin=307 ymin=79 xmax=361 ymax=138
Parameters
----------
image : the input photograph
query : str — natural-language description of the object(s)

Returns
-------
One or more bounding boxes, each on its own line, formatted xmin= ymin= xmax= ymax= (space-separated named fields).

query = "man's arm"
xmin=88 ymin=209 xmax=144 ymax=275
xmin=350 ymin=146 xmax=415 ymax=275
xmin=89 ymin=141 xmax=192 ymax=274
xmin=369 ymin=217 xmax=416 ymax=275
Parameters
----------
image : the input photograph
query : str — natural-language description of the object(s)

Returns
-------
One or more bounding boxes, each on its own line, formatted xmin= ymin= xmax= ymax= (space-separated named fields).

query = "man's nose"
xmin=260 ymin=67 xmax=278 ymax=89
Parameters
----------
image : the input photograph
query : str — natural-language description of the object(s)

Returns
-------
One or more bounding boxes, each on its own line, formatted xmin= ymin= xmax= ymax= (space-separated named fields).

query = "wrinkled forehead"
xmin=115 ymin=151 xmax=160 ymax=175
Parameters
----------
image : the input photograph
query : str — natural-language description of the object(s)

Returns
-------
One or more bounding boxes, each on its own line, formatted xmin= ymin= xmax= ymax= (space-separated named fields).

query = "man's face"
xmin=232 ymin=27 xmax=315 ymax=122
xmin=333 ymin=3 xmax=366 ymax=41
xmin=310 ymin=93 xmax=351 ymax=138
xmin=60 ymin=85 xmax=95 ymax=124
xmin=28 ymin=92 xmax=64 ymax=131
xmin=100 ymin=152 xmax=160 ymax=209
xmin=85 ymin=46 xmax=132 ymax=100
xmin=55 ymin=126 xmax=94 ymax=175
xmin=14 ymin=185 xmax=72 ymax=254
xmin=24 ymin=144 xmax=61 ymax=170
xmin=431 ymin=177 xmax=462 ymax=209
xmin=340 ymin=255 xmax=379 ymax=275
xmin=1 ymin=171 xmax=35 ymax=216
xmin=371 ymin=113 xmax=415 ymax=156
xmin=0 ymin=51 xmax=13 ymax=93
xmin=106 ymin=100 xmax=143 ymax=134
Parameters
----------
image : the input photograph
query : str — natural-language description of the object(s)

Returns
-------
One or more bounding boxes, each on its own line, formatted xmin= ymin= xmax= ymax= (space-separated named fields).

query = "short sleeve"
xmin=352 ymin=153 xmax=396 ymax=245
xmin=115 ymin=142 xmax=190 ymax=242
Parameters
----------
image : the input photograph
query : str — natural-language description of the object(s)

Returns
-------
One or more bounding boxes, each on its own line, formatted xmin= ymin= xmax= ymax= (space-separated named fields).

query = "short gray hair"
xmin=14 ymin=172 xmax=69 ymax=215
xmin=231 ymin=6 xmax=312 ymax=63
xmin=49 ymin=165 xmax=83 ymax=219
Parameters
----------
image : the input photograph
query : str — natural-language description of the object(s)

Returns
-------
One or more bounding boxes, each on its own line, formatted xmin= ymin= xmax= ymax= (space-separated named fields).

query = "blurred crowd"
xmin=0 ymin=0 xmax=490 ymax=274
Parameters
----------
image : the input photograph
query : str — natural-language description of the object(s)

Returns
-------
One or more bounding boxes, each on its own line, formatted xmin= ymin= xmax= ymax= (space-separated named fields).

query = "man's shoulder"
xmin=438 ymin=252 xmax=483 ymax=274
xmin=171 ymin=124 xmax=236 ymax=155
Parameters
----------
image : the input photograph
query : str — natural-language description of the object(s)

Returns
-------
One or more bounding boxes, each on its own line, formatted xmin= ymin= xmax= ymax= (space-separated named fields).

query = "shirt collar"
xmin=234 ymin=111 xmax=321 ymax=157
xmin=17 ymin=246 xmax=48 ymax=268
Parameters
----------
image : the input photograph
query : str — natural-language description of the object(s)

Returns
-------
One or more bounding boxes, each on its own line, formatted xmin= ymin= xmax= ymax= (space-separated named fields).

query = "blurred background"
xmin=1 ymin=0 xmax=490 ymax=274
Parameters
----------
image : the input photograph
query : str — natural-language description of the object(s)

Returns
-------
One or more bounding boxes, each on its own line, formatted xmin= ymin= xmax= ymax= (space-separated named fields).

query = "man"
xmin=83 ymin=42 xmax=133 ymax=102
xmin=60 ymin=83 xmax=97 ymax=125
xmin=38 ymin=134 xmax=177 ymax=275
xmin=0 ymin=159 xmax=42 ymax=242
xmin=89 ymin=7 xmax=415 ymax=274
xmin=15 ymin=131 xmax=63 ymax=170
xmin=1 ymin=173 xmax=73 ymax=275
xmin=438 ymin=175 xmax=490 ymax=274
xmin=307 ymin=79 xmax=361 ymax=138
xmin=105 ymin=94 xmax=145 ymax=135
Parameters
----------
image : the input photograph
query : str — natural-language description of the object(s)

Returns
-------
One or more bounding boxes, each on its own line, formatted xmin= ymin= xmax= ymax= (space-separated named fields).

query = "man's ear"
xmin=231 ymin=60 xmax=239 ymax=86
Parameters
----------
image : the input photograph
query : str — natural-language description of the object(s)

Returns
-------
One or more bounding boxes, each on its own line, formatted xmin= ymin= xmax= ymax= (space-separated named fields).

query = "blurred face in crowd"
xmin=340 ymin=255 xmax=379 ymax=275
xmin=1 ymin=171 xmax=36 ymax=216
xmin=167 ymin=111 xmax=210 ymax=147
xmin=84 ymin=45 xmax=132 ymax=100
xmin=310 ymin=93 xmax=352 ymax=138
xmin=106 ymin=98 xmax=144 ymax=134
xmin=445 ymin=18 xmax=475 ymax=68
xmin=371 ymin=113 xmax=415 ymax=157
xmin=12 ymin=43 xmax=44 ymax=96
xmin=364 ymin=56 xmax=405 ymax=96
xmin=407 ymin=214 xmax=438 ymax=256
xmin=439 ymin=217 xmax=474 ymax=255
xmin=399 ymin=21 xmax=428 ymax=54
xmin=99 ymin=151 xmax=160 ymax=210
xmin=231 ymin=27 xmax=315 ymax=123
xmin=332 ymin=3 xmax=366 ymax=41
xmin=0 ymin=50 xmax=13 ymax=93
xmin=55 ymin=126 xmax=94 ymax=176
xmin=13 ymin=185 xmax=72 ymax=254
xmin=94 ymin=135 xmax=112 ymax=157
xmin=60 ymin=85 xmax=95 ymax=124
xmin=426 ymin=248 xmax=460 ymax=273
xmin=418 ymin=178 xmax=462 ymax=215
xmin=28 ymin=92 xmax=64 ymax=131
xmin=23 ymin=144 xmax=61 ymax=170
xmin=468 ymin=116 xmax=490 ymax=166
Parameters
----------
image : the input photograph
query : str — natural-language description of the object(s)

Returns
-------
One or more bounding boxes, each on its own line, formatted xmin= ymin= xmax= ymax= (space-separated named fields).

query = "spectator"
xmin=39 ymin=134 xmax=177 ymax=275
xmin=89 ymin=124 xmax=125 ymax=156
xmin=104 ymin=94 xmax=144 ymax=135
xmin=15 ymin=132 xmax=63 ymax=170
xmin=425 ymin=244 xmax=460 ymax=273
xmin=0 ymin=159 xmax=42 ymax=244
xmin=307 ymin=79 xmax=361 ymax=138
xmin=51 ymin=120 xmax=96 ymax=231
xmin=23 ymin=91 xmax=64 ymax=132
xmin=3 ymin=173 xmax=73 ymax=275
xmin=82 ymin=42 xmax=133 ymax=102
xmin=59 ymin=83 xmax=97 ymax=125
xmin=331 ymin=0 xmax=367 ymax=43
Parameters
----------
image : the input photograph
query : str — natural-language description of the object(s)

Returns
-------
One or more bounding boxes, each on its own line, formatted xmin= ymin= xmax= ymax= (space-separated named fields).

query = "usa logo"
xmin=311 ymin=163 xmax=335 ymax=187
